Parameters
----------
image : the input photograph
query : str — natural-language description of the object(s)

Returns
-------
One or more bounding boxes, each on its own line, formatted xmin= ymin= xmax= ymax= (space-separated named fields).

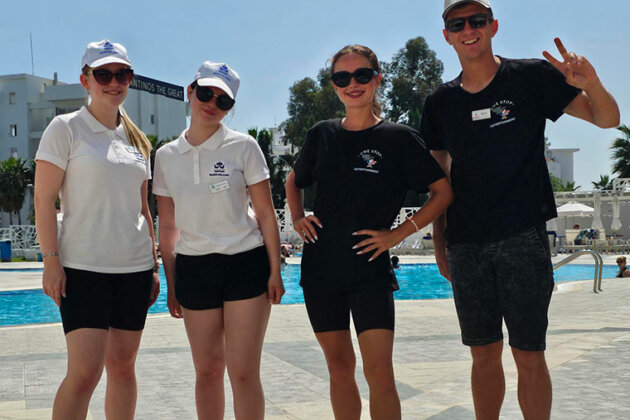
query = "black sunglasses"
xmin=445 ymin=14 xmax=491 ymax=33
xmin=331 ymin=67 xmax=378 ymax=88
xmin=87 ymin=68 xmax=134 ymax=86
xmin=194 ymin=84 xmax=235 ymax=111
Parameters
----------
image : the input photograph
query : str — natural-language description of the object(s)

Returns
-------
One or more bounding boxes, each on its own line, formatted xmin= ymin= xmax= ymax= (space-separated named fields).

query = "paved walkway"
xmin=1 ymin=258 xmax=629 ymax=419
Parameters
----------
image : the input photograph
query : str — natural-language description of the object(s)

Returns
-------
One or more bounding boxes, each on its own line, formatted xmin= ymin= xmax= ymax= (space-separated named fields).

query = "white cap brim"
xmin=86 ymin=56 xmax=132 ymax=68
xmin=196 ymin=78 xmax=235 ymax=99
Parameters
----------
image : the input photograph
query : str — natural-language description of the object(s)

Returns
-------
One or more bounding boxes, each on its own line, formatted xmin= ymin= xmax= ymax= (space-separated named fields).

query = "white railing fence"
xmin=1 ymin=207 xmax=426 ymax=256
xmin=0 ymin=225 xmax=38 ymax=257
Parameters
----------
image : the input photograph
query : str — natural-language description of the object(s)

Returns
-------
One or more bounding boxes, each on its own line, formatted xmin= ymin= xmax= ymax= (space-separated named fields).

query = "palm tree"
xmin=0 ymin=157 xmax=34 ymax=225
xmin=611 ymin=124 xmax=630 ymax=178
xmin=592 ymin=174 xmax=614 ymax=191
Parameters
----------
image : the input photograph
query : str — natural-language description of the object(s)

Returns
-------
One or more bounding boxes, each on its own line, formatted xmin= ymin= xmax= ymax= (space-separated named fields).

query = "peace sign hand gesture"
xmin=543 ymin=38 xmax=599 ymax=91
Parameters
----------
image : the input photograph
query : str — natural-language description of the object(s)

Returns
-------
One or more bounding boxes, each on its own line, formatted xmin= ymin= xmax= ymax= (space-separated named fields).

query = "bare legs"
xmin=470 ymin=340 xmax=552 ymax=420
xmin=316 ymin=331 xmax=362 ymax=420
xmin=512 ymin=347 xmax=552 ymax=420
xmin=182 ymin=293 xmax=271 ymax=420
xmin=470 ymin=341 xmax=505 ymax=420
xmin=52 ymin=328 xmax=143 ymax=420
xmin=315 ymin=329 xmax=400 ymax=420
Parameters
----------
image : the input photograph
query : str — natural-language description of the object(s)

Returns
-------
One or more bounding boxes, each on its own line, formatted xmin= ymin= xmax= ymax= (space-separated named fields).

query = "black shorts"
xmin=175 ymin=246 xmax=270 ymax=310
xmin=60 ymin=267 xmax=153 ymax=335
xmin=447 ymin=225 xmax=555 ymax=351
xmin=303 ymin=286 xmax=395 ymax=335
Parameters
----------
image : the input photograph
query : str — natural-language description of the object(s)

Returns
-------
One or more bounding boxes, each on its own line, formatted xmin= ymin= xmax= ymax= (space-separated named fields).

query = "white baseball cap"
xmin=443 ymin=0 xmax=491 ymax=19
xmin=193 ymin=61 xmax=240 ymax=100
xmin=81 ymin=40 xmax=131 ymax=69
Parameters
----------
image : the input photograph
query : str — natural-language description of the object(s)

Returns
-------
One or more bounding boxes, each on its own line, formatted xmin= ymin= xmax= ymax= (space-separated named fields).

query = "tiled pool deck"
xmin=1 ymin=255 xmax=629 ymax=419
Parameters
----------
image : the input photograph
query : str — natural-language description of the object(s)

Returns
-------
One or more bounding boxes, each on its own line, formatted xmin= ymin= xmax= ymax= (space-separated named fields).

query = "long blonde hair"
xmin=82 ymin=65 xmax=151 ymax=159
xmin=119 ymin=107 xmax=151 ymax=159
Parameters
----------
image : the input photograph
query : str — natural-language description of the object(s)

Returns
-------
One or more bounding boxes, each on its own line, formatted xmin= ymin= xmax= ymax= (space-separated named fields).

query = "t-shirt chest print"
xmin=354 ymin=149 xmax=382 ymax=174
xmin=471 ymin=99 xmax=517 ymax=128
xmin=489 ymin=99 xmax=516 ymax=128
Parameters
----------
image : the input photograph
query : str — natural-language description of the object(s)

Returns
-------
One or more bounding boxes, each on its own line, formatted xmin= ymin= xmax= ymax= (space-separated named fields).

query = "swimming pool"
xmin=0 ymin=264 xmax=619 ymax=327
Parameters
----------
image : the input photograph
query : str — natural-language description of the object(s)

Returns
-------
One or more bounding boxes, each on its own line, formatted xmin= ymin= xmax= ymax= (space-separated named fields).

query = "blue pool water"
xmin=0 ymin=264 xmax=619 ymax=327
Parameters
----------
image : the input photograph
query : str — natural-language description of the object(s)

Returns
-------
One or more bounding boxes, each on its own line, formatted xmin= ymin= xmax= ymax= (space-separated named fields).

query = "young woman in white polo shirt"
xmin=153 ymin=61 xmax=284 ymax=419
xmin=34 ymin=40 xmax=159 ymax=420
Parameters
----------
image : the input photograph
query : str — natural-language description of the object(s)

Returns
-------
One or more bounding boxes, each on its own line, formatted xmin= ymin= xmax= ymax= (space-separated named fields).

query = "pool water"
xmin=0 ymin=264 xmax=619 ymax=327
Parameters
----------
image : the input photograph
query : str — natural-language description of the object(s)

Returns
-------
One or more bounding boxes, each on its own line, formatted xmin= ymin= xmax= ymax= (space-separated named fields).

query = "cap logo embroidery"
xmin=213 ymin=65 xmax=232 ymax=82
xmin=100 ymin=41 xmax=115 ymax=55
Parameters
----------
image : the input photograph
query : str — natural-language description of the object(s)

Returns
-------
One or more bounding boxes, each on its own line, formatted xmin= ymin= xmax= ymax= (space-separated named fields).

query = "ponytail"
xmin=119 ymin=107 xmax=151 ymax=159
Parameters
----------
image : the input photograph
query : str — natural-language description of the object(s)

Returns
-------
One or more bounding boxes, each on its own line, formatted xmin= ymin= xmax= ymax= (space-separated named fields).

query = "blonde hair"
xmin=82 ymin=65 xmax=151 ymax=159
xmin=617 ymin=256 xmax=627 ymax=264
xmin=119 ymin=107 xmax=151 ymax=159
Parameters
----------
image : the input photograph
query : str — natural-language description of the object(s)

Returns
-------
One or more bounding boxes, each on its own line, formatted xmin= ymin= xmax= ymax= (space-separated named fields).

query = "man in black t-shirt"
xmin=421 ymin=1 xmax=620 ymax=419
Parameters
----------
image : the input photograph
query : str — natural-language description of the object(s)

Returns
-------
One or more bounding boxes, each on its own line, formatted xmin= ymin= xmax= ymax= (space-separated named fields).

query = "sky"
xmin=2 ymin=0 xmax=628 ymax=190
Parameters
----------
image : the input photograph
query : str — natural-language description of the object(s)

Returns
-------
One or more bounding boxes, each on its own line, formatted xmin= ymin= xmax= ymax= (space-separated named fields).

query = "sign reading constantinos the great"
xmin=130 ymin=74 xmax=184 ymax=101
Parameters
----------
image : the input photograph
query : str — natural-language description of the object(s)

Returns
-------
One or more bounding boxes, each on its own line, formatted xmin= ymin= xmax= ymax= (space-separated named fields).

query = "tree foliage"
xmin=0 ymin=157 xmax=34 ymax=225
xmin=147 ymin=135 xmax=177 ymax=221
xmin=592 ymin=174 xmax=614 ymax=191
xmin=382 ymin=37 xmax=444 ymax=129
xmin=550 ymin=174 xmax=580 ymax=192
xmin=248 ymin=128 xmax=288 ymax=208
xmin=281 ymin=38 xmax=444 ymax=149
xmin=611 ymin=124 xmax=630 ymax=178
xmin=280 ymin=69 xmax=345 ymax=151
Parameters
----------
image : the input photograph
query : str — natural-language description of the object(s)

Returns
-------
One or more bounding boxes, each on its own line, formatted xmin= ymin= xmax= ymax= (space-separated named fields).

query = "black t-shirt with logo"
xmin=294 ymin=119 xmax=445 ymax=291
xmin=420 ymin=57 xmax=581 ymax=245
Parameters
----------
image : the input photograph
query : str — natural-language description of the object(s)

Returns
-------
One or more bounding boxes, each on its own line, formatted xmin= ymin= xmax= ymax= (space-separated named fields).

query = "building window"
xmin=9 ymin=92 xmax=16 ymax=104
xmin=9 ymin=124 xmax=17 ymax=137
xmin=10 ymin=148 xmax=18 ymax=159
xmin=150 ymin=114 xmax=155 ymax=124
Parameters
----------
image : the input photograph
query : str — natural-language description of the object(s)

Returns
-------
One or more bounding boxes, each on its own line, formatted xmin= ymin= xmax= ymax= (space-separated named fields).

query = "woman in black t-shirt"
xmin=285 ymin=44 xmax=453 ymax=420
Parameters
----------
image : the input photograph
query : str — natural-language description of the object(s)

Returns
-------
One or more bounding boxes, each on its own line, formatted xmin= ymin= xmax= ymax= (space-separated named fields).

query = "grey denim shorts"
xmin=447 ymin=224 xmax=555 ymax=351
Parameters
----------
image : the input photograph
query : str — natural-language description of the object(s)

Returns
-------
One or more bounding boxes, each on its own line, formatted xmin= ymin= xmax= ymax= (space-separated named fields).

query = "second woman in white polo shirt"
xmin=153 ymin=61 xmax=284 ymax=419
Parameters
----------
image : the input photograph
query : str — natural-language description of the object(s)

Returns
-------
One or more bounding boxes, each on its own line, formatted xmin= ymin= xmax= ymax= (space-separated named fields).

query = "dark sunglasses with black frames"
xmin=331 ymin=67 xmax=378 ymax=88
xmin=85 ymin=68 xmax=134 ymax=86
xmin=445 ymin=13 xmax=491 ymax=33
xmin=191 ymin=81 xmax=235 ymax=111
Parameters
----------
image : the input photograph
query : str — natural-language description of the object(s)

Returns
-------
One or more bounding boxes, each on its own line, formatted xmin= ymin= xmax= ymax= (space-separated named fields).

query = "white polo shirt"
xmin=152 ymin=125 xmax=270 ymax=256
xmin=35 ymin=106 xmax=154 ymax=273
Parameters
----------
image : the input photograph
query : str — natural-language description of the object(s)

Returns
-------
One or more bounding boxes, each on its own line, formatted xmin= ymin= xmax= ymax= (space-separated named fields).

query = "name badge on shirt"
xmin=472 ymin=108 xmax=491 ymax=121
xmin=210 ymin=181 xmax=230 ymax=193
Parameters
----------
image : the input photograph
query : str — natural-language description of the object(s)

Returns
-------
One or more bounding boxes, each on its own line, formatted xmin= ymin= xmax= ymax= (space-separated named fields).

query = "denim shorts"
xmin=447 ymin=225 xmax=554 ymax=351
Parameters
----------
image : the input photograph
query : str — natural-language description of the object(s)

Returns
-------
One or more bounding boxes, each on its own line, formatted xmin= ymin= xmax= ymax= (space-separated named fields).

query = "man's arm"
xmin=430 ymin=150 xmax=452 ymax=281
xmin=543 ymin=37 xmax=620 ymax=128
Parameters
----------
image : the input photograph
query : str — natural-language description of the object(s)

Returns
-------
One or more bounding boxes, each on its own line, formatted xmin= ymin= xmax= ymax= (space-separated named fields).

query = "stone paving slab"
xmin=1 ymin=276 xmax=630 ymax=419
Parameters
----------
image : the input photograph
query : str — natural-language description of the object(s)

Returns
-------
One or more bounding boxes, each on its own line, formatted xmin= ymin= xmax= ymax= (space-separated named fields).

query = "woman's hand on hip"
xmin=293 ymin=215 xmax=323 ymax=243
xmin=352 ymin=229 xmax=401 ymax=262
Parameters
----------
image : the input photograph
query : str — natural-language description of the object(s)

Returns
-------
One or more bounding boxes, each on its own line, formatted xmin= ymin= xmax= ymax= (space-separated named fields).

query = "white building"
xmin=0 ymin=73 xmax=186 ymax=227
xmin=546 ymin=148 xmax=579 ymax=185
